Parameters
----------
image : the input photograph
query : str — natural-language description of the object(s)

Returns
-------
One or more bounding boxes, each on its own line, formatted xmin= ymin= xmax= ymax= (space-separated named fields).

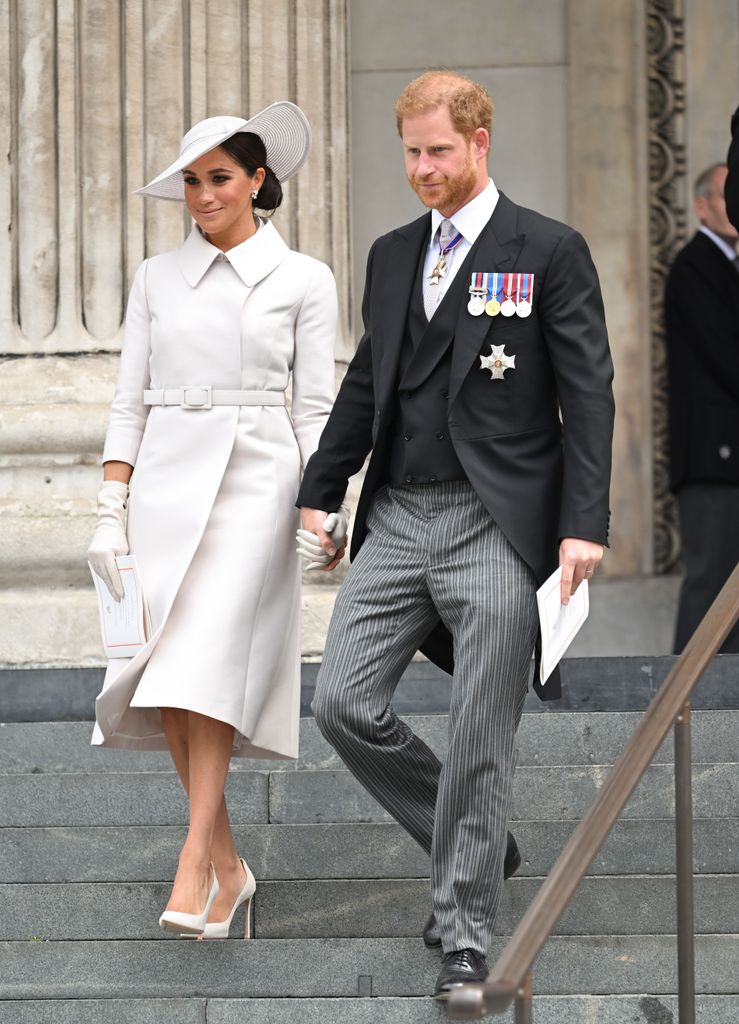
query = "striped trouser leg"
xmin=427 ymin=484 xmax=538 ymax=954
xmin=311 ymin=487 xmax=445 ymax=853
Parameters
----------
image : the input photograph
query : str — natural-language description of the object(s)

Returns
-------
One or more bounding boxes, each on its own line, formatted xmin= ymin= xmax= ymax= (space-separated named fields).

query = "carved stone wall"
xmin=0 ymin=0 xmax=350 ymax=666
xmin=648 ymin=0 xmax=686 ymax=574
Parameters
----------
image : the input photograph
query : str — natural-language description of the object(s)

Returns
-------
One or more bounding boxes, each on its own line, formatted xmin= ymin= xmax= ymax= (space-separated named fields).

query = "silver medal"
xmin=500 ymin=299 xmax=517 ymax=317
xmin=516 ymin=300 xmax=532 ymax=318
xmin=467 ymin=292 xmax=486 ymax=316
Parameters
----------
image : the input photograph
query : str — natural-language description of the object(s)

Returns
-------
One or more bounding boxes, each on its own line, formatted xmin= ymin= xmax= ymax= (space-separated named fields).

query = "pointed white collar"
xmin=177 ymin=218 xmax=289 ymax=288
xmin=430 ymin=178 xmax=499 ymax=244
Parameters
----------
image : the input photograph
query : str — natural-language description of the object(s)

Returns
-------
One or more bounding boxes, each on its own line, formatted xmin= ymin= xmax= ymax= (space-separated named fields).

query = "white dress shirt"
xmin=422 ymin=178 xmax=500 ymax=314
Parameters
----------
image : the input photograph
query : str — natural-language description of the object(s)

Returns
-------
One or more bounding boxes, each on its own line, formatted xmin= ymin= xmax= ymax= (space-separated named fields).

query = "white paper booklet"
xmin=536 ymin=565 xmax=589 ymax=686
xmin=89 ymin=555 xmax=150 ymax=659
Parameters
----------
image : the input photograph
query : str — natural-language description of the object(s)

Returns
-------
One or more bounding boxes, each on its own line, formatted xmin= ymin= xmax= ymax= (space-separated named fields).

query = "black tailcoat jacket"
xmin=665 ymin=230 xmax=739 ymax=490
xmin=297 ymin=192 xmax=615 ymax=700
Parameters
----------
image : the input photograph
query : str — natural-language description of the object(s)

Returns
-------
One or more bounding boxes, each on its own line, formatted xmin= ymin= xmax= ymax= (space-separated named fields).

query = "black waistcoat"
xmin=388 ymin=245 xmax=467 ymax=484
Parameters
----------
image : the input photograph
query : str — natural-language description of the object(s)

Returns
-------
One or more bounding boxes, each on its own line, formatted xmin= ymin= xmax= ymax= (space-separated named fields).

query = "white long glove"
xmin=296 ymin=503 xmax=350 ymax=571
xmin=87 ymin=481 xmax=129 ymax=600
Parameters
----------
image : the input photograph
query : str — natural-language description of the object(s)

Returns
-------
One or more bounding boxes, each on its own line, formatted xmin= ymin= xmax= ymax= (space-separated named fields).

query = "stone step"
xmin=0 ymin=772 xmax=269 ymax=827
xmin=0 ymin=997 xmax=737 ymax=1024
xmin=2 ymin=710 xmax=738 ymax=772
xmin=0 ymin=875 xmax=735 ymax=942
xmin=268 ymin=763 xmax=738 ymax=825
xmin=2 ymin=818 xmax=735 ymax=884
xmin=3 ymin=655 xmax=739 ymax=723
xmin=2 ymin=761 xmax=735 ymax=828
xmin=1 ymin=936 xmax=736 ymax=999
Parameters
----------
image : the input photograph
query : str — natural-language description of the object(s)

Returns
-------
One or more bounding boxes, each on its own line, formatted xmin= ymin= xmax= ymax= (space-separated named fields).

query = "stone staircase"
xmin=0 ymin=694 xmax=738 ymax=1021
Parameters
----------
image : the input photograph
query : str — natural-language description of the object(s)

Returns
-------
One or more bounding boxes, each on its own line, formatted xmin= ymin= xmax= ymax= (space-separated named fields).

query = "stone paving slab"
xmin=0 ymin=1000 xmax=206 ymax=1024
xmin=3 ymin=761 xmax=734 ymax=827
xmin=0 ymin=935 xmax=736 ymax=999
xmin=2 ymin=710 xmax=737 ymax=772
xmin=255 ymin=875 xmax=737 ymax=939
xmin=3 ymin=655 xmax=738 ymax=724
xmin=1 ymin=875 xmax=733 ymax=942
xmin=268 ymin=763 xmax=739 ymax=824
xmin=2 ymin=818 xmax=735 ymax=884
xmin=0 ymin=772 xmax=268 ymax=827
xmin=1 ymin=996 xmax=736 ymax=1024
xmin=207 ymin=995 xmax=739 ymax=1024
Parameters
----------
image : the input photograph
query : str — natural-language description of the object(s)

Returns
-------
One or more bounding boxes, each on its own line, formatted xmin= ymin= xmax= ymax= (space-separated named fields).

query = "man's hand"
xmin=297 ymin=507 xmax=347 ymax=571
xmin=559 ymin=538 xmax=604 ymax=605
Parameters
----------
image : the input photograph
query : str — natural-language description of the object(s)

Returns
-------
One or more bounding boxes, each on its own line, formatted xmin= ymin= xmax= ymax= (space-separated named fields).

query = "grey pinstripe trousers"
xmin=312 ymin=481 xmax=538 ymax=954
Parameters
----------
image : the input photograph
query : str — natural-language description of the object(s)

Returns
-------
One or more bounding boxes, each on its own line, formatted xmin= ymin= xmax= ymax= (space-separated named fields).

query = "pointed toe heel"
xmin=159 ymin=864 xmax=219 ymax=936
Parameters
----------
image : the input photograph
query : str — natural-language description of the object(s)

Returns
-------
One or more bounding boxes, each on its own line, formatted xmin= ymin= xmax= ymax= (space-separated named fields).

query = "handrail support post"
xmin=514 ymin=972 xmax=533 ymax=1024
xmin=674 ymin=699 xmax=695 ymax=1024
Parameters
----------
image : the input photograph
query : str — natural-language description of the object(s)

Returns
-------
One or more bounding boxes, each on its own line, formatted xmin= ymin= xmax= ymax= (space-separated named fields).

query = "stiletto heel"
xmin=159 ymin=863 xmax=219 ymax=936
xmin=201 ymin=858 xmax=256 ymax=939
xmin=243 ymin=893 xmax=253 ymax=939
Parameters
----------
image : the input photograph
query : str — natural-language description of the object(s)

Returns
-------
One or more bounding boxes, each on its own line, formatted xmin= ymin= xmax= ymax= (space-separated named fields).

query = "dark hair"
xmin=219 ymin=131 xmax=283 ymax=212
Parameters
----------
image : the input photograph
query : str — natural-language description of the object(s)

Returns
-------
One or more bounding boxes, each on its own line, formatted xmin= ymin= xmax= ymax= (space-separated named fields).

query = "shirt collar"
xmin=699 ymin=225 xmax=738 ymax=261
xmin=430 ymin=178 xmax=500 ymax=244
xmin=177 ymin=218 xmax=289 ymax=288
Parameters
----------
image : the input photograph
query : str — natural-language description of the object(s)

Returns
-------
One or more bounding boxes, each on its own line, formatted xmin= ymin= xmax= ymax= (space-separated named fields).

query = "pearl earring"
xmin=251 ymin=190 xmax=259 ymax=200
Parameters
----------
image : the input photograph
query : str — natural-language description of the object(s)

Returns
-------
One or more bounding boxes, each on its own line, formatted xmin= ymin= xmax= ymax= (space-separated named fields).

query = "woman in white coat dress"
xmin=87 ymin=104 xmax=342 ymax=937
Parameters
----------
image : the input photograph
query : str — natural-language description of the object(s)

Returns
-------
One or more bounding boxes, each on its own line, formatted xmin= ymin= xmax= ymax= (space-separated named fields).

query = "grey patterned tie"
xmin=423 ymin=218 xmax=455 ymax=321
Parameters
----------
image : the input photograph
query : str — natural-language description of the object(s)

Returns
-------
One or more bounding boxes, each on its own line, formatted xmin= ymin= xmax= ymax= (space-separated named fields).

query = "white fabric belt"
xmin=143 ymin=387 xmax=286 ymax=410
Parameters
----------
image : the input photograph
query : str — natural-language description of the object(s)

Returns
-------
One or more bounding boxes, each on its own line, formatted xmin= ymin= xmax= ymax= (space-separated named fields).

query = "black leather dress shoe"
xmin=422 ymin=832 xmax=521 ymax=948
xmin=433 ymin=948 xmax=489 ymax=999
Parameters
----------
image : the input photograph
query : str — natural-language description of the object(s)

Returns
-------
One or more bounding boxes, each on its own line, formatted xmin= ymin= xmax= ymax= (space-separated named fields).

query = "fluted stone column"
xmin=0 ymin=0 xmax=351 ymax=667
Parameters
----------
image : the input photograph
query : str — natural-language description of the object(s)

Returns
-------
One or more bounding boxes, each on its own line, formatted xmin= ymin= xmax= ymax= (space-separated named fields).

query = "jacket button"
xmin=436 ymin=431 xmax=445 ymax=441
xmin=430 ymin=474 xmax=437 ymax=482
xmin=376 ymin=409 xmax=380 ymax=418
xmin=405 ymin=474 xmax=413 ymax=483
xmin=719 ymin=444 xmax=731 ymax=460
xmin=404 ymin=433 xmax=412 ymax=442
xmin=442 ymin=390 xmax=449 ymax=399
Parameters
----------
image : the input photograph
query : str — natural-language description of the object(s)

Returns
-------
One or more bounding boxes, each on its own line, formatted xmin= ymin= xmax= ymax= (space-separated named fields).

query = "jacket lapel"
xmin=373 ymin=213 xmax=431 ymax=406
xmin=449 ymin=193 xmax=525 ymax=404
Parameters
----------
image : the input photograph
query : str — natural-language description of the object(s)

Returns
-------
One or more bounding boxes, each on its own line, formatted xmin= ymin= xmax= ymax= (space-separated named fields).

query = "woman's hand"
xmin=297 ymin=506 xmax=349 ymax=571
xmin=87 ymin=481 xmax=130 ymax=600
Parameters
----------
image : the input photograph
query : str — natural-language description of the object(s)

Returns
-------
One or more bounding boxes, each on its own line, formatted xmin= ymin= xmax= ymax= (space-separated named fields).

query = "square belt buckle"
xmin=181 ymin=385 xmax=212 ymax=410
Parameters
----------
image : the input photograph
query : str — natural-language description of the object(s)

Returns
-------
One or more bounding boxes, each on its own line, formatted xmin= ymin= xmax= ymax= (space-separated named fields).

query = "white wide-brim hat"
xmin=134 ymin=101 xmax=311 ymax=201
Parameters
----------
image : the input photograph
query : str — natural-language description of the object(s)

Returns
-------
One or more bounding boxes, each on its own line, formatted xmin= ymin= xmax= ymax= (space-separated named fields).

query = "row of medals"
xmin=467 ymin=274 xmax=533 ymax=319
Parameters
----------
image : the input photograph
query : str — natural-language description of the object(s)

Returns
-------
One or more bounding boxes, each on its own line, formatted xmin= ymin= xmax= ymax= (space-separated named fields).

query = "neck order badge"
xmin=429 ymin=223 xmax=464 ymax=285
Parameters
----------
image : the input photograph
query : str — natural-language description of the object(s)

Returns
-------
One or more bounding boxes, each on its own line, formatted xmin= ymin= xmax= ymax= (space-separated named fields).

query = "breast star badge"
xmin=480 ymin=344 xmax=516 ymax=380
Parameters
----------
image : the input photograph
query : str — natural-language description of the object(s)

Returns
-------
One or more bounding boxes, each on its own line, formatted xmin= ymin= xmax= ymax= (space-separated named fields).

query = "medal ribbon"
xmin=438 ymin=231 xmax=464 ymax=258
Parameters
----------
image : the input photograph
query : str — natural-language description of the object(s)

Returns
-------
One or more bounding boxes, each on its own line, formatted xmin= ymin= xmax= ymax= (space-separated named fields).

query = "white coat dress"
xmin=91 ymin=220 xmax=337 ymax=759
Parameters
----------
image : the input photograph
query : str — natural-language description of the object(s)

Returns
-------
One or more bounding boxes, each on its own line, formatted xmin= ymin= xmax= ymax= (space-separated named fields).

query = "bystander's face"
xmin=402 ymin=105 xmax=489 ymax=218
xmin=182 ymin=146 xmax=264 ymax=249
xmin=695 ymin=166 xmax=739 ymax=243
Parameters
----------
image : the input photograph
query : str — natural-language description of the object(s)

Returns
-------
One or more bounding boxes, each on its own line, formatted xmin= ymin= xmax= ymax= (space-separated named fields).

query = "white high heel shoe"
xmin=159 ymin=863 xmax=219 ymax=936
xmin=201 ymin=858 xmax=256 ymax=939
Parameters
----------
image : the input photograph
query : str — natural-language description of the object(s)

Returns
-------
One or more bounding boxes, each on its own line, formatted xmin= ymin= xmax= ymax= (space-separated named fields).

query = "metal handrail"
xmin=448 ymin=561 xmax=739 ymax=1021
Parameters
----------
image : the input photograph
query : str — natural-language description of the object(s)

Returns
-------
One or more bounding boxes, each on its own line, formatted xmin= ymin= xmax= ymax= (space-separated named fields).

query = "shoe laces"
xmin=444 ymin=948 xmax=478 ymax=971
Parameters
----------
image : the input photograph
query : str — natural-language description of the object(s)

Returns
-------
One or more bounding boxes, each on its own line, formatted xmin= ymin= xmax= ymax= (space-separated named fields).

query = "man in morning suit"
xmin=665 ymin=162 xmax=739 ymax=653
xmin=297 ymin=72 xmax=615 ymax=999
